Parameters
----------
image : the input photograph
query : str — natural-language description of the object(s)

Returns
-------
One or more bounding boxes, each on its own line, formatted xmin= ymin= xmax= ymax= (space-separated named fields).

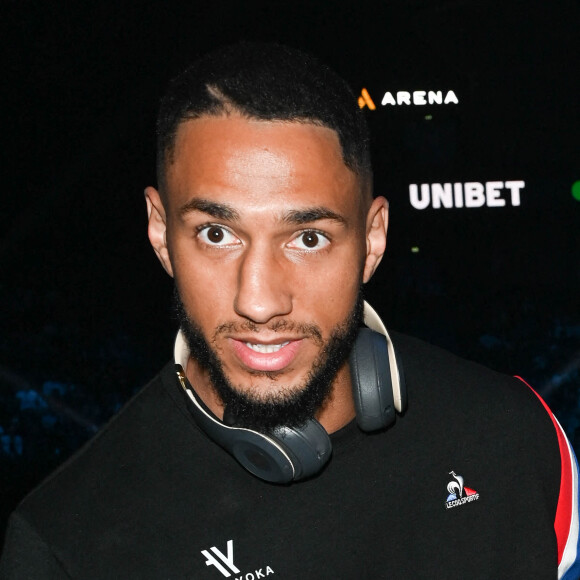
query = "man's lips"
xmin=229 ymin=338 xmax=303 ymax=372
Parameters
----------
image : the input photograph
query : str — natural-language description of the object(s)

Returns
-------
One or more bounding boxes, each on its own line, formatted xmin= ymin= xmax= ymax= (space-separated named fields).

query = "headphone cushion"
xmin=349 ymin=328 xmax=396 ymax=431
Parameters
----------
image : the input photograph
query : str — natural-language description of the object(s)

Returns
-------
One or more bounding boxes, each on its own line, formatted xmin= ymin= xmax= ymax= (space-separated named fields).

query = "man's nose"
xmin=234 ymin=244 xmax=292 ymax=324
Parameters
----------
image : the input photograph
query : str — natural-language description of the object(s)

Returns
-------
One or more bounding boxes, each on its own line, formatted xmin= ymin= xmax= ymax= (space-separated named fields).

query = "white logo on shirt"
xmin=202 ymin=540 xmax=240 ymax=577
xmin=201 ymin=540 xmax=275 ymax=578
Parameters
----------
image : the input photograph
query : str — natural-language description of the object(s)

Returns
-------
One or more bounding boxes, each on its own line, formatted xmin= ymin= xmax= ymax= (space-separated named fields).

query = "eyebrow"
xmin=281 ymin=207 xmax=347 ymax=226
xmin=178 ymin=198 xmax=240 ymax=221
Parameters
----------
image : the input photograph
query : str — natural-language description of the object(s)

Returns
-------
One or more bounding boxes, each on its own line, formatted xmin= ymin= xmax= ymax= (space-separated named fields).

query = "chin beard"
xmin=173 ymin=288 xmax=364 ymax=434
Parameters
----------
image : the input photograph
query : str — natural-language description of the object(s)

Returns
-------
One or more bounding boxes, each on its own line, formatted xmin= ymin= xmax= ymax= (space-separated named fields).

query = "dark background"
xmin=1 ymin=0 xmax=579 ymax=544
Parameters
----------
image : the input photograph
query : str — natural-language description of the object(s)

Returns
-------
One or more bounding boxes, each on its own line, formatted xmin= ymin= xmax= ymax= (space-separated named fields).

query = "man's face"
xmin=146 ymin=114 xmax=388 ymax=431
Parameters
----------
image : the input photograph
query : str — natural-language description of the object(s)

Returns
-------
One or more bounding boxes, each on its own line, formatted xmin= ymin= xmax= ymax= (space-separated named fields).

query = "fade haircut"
xmin=155 ymin=42 xmax=372 ymax=201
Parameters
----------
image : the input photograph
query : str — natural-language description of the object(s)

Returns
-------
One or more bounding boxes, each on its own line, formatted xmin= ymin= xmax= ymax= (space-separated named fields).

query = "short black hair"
xmin=156 ymin=42 xmax=372 ymax=198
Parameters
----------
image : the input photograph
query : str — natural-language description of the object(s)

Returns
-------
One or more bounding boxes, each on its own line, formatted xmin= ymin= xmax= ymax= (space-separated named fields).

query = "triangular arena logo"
xmin=358 ymin=88 xmax=376 ymax=110
xmin=445 ymin=470 xmax=480 ymax=509
xmin=358 ymin=88 xmax=459 ymax=109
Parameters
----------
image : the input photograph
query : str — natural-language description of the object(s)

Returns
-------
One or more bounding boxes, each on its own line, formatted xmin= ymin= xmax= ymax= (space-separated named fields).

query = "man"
xmin=1 ymin=43 xmax=579 ymax=579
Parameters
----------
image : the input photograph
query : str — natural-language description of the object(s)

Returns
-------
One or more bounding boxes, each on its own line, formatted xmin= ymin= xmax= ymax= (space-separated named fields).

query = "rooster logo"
xmin=447 ymin=471 xmax=464 ymax=499
xmin=446 ymin=470 xmax=479 ymax=505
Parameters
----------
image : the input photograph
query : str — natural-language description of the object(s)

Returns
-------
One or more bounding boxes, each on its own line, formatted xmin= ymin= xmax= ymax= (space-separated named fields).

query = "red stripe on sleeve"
xmin=514 ymin=376 xmax=573 ymax=565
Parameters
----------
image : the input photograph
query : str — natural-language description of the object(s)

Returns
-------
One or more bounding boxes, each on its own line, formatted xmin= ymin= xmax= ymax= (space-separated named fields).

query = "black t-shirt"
xmin=0 ymin=333 xmax=569 ymax=578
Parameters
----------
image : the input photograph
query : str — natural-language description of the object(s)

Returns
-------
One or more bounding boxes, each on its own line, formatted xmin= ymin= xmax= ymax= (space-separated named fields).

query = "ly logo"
xmin=201 ymin=540 xmax=275 ymax=579
xmin=202 ymin=540 xmax=240 ymax=577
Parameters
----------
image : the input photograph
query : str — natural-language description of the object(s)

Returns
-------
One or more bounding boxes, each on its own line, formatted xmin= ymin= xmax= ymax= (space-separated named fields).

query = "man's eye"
xmin=288 ymin=230 xmax=330 ymax=251
xmin=198 ymin=225 xmax=240 ymax=246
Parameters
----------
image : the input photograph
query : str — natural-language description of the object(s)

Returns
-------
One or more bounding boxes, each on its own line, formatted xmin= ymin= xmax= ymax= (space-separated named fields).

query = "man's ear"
xmin=363 ymin=196 xmax=389 ymax=283
xmin=144 ymin=186 xmax=174 ymax=278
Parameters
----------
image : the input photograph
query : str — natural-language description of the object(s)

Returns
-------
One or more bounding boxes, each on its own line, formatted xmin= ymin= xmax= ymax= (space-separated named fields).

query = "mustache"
xmin=213 ymin=320 xmax=323 ymax=345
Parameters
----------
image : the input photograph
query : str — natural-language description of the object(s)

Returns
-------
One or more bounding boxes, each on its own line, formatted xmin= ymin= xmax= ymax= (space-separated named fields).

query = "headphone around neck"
xmin=175 ymin=302 xmax=407 ymax=484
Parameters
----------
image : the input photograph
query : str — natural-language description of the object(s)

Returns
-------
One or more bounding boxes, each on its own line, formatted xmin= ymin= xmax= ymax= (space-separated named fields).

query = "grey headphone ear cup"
xmin=176 ymin=366 xmax=331 ymax=483
xmin=349 ymin=328 xmax=396 ymax=431
xmin=227 ymin=428 xmax=296 ymax=483
xmin=228 ymin=420 xmax=331 ymax=483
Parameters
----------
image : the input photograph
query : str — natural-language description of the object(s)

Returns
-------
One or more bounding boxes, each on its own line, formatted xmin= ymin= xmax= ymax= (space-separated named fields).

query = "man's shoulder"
xmin=392 ymin=330 xmax=544 ymax=408
xmin=389 ymin=331 xmax=577 ymax=576
xmin=14 ymin=361 xmax=190 ymax=522
xmin=391 ymin=330 xmax=560 ymax=462
xmin=1 ymin=361 xmax=235 ymax=576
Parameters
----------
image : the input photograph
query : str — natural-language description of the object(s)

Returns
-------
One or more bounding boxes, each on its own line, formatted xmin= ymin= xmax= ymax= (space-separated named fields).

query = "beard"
xmin=174 ymin=287 xmax=364 ymax=434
